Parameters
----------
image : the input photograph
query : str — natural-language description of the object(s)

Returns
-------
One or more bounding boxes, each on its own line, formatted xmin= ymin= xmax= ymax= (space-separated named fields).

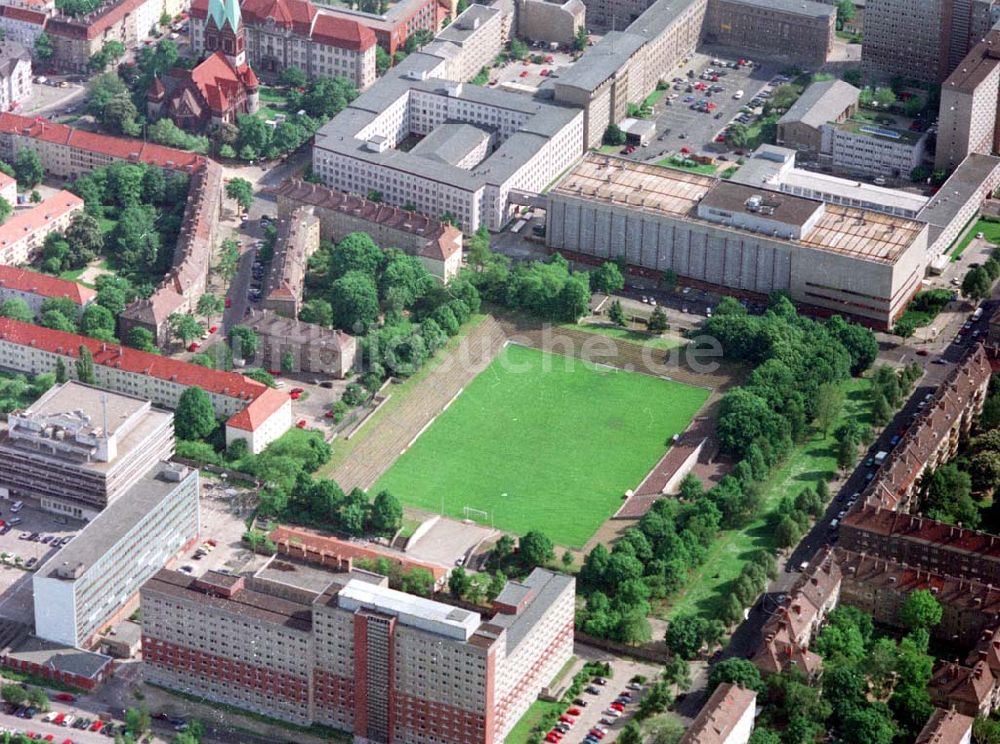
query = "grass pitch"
xmin=373 ymin=344 xmax=709 ymax=548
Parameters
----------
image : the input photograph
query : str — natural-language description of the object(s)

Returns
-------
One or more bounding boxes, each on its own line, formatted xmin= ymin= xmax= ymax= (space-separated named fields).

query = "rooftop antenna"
xmin=100 ymin=392 xmax=108 ymax=437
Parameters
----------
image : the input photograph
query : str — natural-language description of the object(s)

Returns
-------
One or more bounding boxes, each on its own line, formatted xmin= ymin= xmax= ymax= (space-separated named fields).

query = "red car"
xmin=545 ymin=55 xmax=554 ymax=63
xmin=558 ymin=714 xmax=574 ymax=723
xmin=290 ymin=387 xmax=304 ymax=394
xmin=224 ymin=298 xmax=232 ymax=308
xmin=187 ymin=342 xmax=199 ymax=352
xmin=269 ymin=369 xmax=281 ymax=376
xmin=567 ymin=708 xmax=582 ymax=716
xmin=54 ymin=693 xmax=75 ymax=703
xmin=680 ymin=146 xmax=691 ymax=154
xmin=90 ymin=721 xmax=103 ymax=732
xmin=519 ymin=70 xmax=529 ymax=78
xmin=296 ymin=419 xmax=307 ymax=429
xmin=610 ymin=703 xmax=625 ymax=712
xmin=916 ymin=348 xmax=929 ymax=356
xmin=589 ymin=731 xmax=606 ymax=740
xmin=53 ymin=714 xmax=65 ymax=725
xmin=545 ymin=735 xmax=560 ymax=744
xmin=209 ymin=326 xmax=218 ymax=334
xmin=324 ymin=410 xmax=335 ymax=418
xmin=290 ymin=391 xmax=301 ymax=400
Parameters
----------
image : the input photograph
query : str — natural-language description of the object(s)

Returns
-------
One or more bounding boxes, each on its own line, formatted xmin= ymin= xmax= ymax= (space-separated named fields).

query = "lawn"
xmin=951 ymin=217 xmax=1000 ymax=260
xmin=506 ymin=700 xmax=564 ymax=744
xmin=643 ymin=88 xmax=667 ymax=108
xmin=373 ymin=344 xmax=709 ymax=548
xmin=655 ymin=157 xmax=718 ymax=175
xmin=662 ymin=377 xmax=873 ymax=620
xmin=563 ymin=322 xmax=685 ymax=351
xmin=595 ymin=144 xmax=621 ymax=154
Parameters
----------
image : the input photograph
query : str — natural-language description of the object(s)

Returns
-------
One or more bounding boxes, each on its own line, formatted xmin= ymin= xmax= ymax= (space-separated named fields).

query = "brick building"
xmin=261 ymin=206 xmax=320 ymax=319
xmin=140 ymin=561 xmax=575 ymax=742
xmin=243 ymin=308 xmax=357 ymax=377
xmin=271 ymin=180 xmax=463 ymax=282
xmin=679 ymin=683 xmax=757 ymax=744
xmin=45 ymin=0 xmax=163 ymax=73
xmin=702 ymin=0 xmax=834 ymax=66
xmin=915 ymin=708 xmax=974 ymax=744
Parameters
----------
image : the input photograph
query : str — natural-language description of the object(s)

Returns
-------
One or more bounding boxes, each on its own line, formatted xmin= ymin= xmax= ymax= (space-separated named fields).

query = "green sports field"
xmin=372 ymin=344 xmax=710 ymax=548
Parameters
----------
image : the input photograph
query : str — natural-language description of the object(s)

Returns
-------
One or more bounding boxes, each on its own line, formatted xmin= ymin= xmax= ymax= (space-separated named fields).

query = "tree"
xmin=25 ymin=687 xmax=48 ymax=712
xmin=299 ymin=298 xmax=334 ymax=327
xmin=813 ymin=381 xmax=845 ymax=435
xmin=225 ymin=177 xmax=254 ymax=214
xmin=54 ymin=357 xmax=68 ymax=384
xmin=963 ymin=266 xmax=992 ymax=301
xmin=125 ymin=327 xmax=158 ymax=352
xmin=1 ymin=685 xmax=26 ymax=706
xmin=35 ymin=32 xmax=53 ymax=61
xmin=726 ymin=123 xmax=749 ymax=149
xmin=175 ymin=387 xmax=217 ymax=441
xmin=169 ymin=313 xmax=202 ymax=346
xmin=13 ymin=149 xmax=42 ymax=188
xmin=76 ymin=345 xmax=95 ymax=384
xmin=280 ymin=66 xmax=308 ymax=87
xmin=367 ymin=490 xmax=402 ymax=536
xmin=65 ymin=213 xmax=104 ymax=265
xmin=80 ymin=303 xmax=116 ymax=340
xmin=449 ymin=566 xmax=471 ymax=598
xmin=125 ymin=708 xmax=151 ymax=737
xmin=708 ymin=658 xmax=764 ymax=693
xmin=603 ymin=124 xmax=626 ymax=146
xmin=775 ymin=514 xmax=802 ymax=549
xmin=519 ymin=530 xmax=554 ymax=568
xmin=591 ymin=262 xmax=625 ymax=293
xmin=330 ymin=232 xmax=383 ymax=278
xmin=375 ymin=45 xmax=391 ymax=75
xmin=108 ymin=205 xmax=160 ymax=274
xmin=970 ymin=450 xmax=1000 ymax=491
xmin=573 ymin=25 xmax=589 ymax=52
xmin=608 ymin=299 xmax=626 ymax=327
xmin=0 ymin=299 xmax=32 ymax=323
xmin=900 ymin=588 xmax=943 ymax=631
xmin=664 ymin=614 xmax=706 ymax=659
xmin=196 ymin=293 xmax=224 ymax=324
xmin=922 ymin=462 xmax=978 ymax=527
xmin=509 ymin=38 xmax=529 ymax=60
xmin=836 ymin=0 xmax=855 ymax=24
xmin=618 ymin=721 xmax=642 ymax=744
xmin=329 ymin=271 xmax=380 ymax=332
xmin=648 ymin=305 xmax=668 ymax=333
xmin=228 ymin=325 xmax=258 ymax=360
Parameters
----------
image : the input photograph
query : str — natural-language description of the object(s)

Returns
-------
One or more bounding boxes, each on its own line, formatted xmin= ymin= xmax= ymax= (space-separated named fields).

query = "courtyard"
xmin=373 ymin=343 xmax=709 ymax=548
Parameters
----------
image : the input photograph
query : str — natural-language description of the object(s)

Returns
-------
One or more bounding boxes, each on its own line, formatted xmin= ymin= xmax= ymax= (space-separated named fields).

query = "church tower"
xmin=204 ymin=0 xmax=246 ymax=68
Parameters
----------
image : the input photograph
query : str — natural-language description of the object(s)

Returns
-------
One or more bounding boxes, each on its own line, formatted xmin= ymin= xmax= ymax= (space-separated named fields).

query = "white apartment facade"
xmin=33 ymin=463 xmax=199 ymax=648
xmin=0 ymin=190 xmax=83 ymax=265
xmin=0 ymin=41 xmax=32 ymax=114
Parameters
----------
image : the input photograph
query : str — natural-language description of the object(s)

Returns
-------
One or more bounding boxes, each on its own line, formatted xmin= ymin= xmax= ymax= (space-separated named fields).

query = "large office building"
xmin=33 ymin=460 xmax=199 ymax=647
xmin=824 ymin=119 xmax=929 ymax=179
xmin=937 ymin=30 xmax=1000 ymax=171
xmin=545 ymin=153 xmax=929 ymax=328
xmin=0 ymin=382 xmax=175 ymax=519
xmin=312 ymin=69 xmax=584 ymax=232
xmin=0 ymin=318 xmax=292 ymax=453
xmin=141 ymin=561 xmax=575 ymax=743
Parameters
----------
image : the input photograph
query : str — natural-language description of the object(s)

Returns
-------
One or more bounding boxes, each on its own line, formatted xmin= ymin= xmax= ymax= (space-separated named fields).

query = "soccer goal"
xmin=463 ymin=506 xmax=491 ymax=526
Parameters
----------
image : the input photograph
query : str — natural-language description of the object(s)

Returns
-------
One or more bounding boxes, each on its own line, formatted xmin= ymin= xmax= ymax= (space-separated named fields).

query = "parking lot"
xmin=0 ymin=503 xmax=84 ymax=625
xmin=638 ymin=52 xmax=781 ymax=163
xmin=543 ymin=649 xmax=665 ymax=743
xmin=173 ymin=479 xmax=269 ymax=579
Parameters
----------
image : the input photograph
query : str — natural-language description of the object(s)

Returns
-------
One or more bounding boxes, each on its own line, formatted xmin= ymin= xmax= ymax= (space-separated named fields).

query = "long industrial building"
xmin=546 ymin=153 xmax=929 ymax=328
xmin=142 ymin=561 xmax=574 ymax=743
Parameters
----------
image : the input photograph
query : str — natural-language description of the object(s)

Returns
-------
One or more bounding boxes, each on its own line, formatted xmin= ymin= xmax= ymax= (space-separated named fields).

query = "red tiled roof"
xmin=0 ymin=6 xmax=46 ymax=24
xmin=227 ymin=387 xmax=289 ymax=432
xmin=915 ymin=709 xmax=974 ymax=744
xmin=189 ymin=52 xmax=258 ymax=116
xmin=680 ymin=684 xmax=757 ymax=744
xmin=843 ymin=504 xmax=1000 ymax=562
xmin=190 ymin=0 xmax=209 ymax=19
xmin=0 ymin=113 xmax=204 ymax=172
xmin=242 ymin=0 xmax=316 ymax=34
xmin=0 ymin=318 xmax=289 ymax=430
xmin=0 ymin=190 xmax=82 ymax=251
xmin=311 ymin=12 xmax=376 ymax=49
xmin=0 ymin=265 xmax=95 ymax=305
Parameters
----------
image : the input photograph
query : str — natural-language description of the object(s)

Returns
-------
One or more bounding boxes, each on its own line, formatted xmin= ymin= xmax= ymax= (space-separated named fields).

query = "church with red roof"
xmin=147 ymin=0 xmax=260 ymax=131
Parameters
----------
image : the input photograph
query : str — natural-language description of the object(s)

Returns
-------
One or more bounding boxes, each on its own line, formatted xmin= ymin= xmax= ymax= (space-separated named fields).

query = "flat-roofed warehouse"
xmin=546 ymin=154 xmax=929 ymax=328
